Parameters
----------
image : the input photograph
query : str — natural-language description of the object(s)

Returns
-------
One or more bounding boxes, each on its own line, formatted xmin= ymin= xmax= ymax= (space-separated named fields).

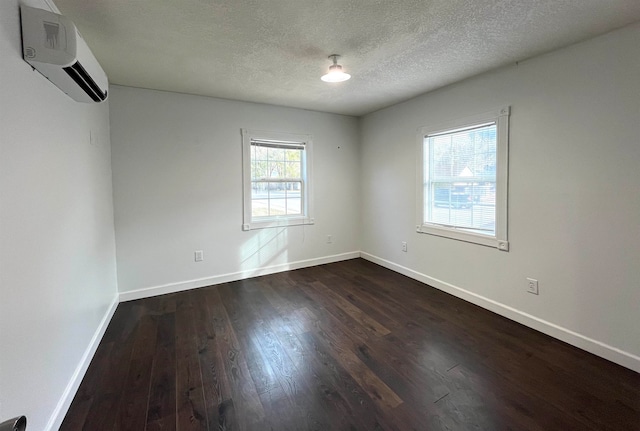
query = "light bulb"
xmin=321 ymin=56 xmax=351 ymax=82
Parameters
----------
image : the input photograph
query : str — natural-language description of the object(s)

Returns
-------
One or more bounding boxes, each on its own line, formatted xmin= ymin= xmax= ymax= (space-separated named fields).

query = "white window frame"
xmin=242 ymin=129 xmax=314 ymax=231
xmin=416 ymin=107 xmax=510 ymax=250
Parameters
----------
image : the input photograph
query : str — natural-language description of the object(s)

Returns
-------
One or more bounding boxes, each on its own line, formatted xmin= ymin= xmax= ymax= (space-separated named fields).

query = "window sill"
xmin=243 ymin=217 xmax=314 ymax=231
xmin=416 ymin=223 xmax=509 ymax=251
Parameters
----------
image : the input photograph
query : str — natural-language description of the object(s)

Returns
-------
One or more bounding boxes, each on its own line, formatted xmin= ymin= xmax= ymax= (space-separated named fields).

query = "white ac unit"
xmin=20 ymin=5 xmax=108 ymax=103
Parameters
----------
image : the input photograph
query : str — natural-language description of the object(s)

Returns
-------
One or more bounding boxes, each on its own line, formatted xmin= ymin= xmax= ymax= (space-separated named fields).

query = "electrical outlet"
xmin=195 ymin=250 xmax=204 ymax=262
xmin=526 ymin=278 xmax=539 ymax=295
xmin=402 ymin=241 xmax=407 ymax=252
xmin=327 ymin=235 xmax=333 ymax=244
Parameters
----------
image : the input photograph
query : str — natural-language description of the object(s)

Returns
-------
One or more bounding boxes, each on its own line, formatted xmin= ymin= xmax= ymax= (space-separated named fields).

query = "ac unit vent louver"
xmin=63 ymin=61 xmax=108 ymax=102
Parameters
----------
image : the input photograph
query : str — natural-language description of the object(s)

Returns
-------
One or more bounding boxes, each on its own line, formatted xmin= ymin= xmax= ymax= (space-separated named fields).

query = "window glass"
xmin=426 ymin=123 xmax=497 ymax=235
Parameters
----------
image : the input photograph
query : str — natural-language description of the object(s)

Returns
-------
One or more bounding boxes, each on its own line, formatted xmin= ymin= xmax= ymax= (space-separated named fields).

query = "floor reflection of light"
xmin=239 ymin=227 xmax=288 ymax=274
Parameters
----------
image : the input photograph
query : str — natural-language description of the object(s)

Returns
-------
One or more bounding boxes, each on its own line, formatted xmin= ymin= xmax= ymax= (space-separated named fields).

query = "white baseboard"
xmin=360 ymin=252 xmax=640 ymax=373
xmin=119 ymin=251 xmax=361 ymax=302
xmin=45 ymin=295 xmax=119 ymax=431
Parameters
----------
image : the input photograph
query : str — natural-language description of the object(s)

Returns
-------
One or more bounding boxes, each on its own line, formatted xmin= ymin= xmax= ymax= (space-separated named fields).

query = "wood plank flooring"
xmin=61 ymin=258 xmax=640 ymax=430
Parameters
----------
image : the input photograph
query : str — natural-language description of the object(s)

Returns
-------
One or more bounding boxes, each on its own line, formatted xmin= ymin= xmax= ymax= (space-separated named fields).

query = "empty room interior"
xmin=1 ymin=0 xmax=640 ymax=430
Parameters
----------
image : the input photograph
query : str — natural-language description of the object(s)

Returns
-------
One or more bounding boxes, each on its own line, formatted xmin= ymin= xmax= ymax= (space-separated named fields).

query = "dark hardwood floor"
xmin=61 ymin=258 xmax=640 ymax=430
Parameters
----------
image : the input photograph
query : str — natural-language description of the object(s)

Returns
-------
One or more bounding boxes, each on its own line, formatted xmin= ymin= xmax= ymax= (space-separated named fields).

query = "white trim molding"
xmin=119 ymin=251 xmax=360 ymax=302
xmin=416 ymin=106 xmax=510 ymax=250
xmin=241 ymin=128 xmax=314 ymax=231
xmin=45 ymin=296 xmax=119 ymax=431
xmin=360 ymin=252 xmax=640 ymax=373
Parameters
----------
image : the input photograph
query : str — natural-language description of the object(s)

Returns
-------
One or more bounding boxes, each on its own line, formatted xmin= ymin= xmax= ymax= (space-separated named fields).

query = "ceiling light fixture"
xmin=321 ymin=54 xmax=351 ymax=83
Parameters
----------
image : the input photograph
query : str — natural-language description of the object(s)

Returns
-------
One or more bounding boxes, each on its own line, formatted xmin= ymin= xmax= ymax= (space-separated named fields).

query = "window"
xmin=417 ymin=107 xmax=509 ymax=250
xmin=242 ymin=129 xmax=314 ymax=230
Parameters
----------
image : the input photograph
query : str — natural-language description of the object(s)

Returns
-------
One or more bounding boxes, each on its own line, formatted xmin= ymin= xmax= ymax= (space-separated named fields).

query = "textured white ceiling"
xmin=53 ymin=0 xmax=640 ymax=116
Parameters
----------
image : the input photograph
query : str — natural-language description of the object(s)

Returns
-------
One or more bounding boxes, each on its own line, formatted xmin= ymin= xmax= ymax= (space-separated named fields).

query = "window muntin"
xmin=242 ymin=130 xmax=313 ymax=230
xmin=417 ymin=107 xmax=509 ymax=249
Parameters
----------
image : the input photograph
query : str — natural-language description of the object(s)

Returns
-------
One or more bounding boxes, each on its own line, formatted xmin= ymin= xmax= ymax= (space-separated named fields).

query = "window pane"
xmin=253 ymin=160 xmax=267 ymax=179
xmin=285 ymin=148 xmax=301 ymax=161
xmin=432 ymin=136 xmax=452 ymax=177
xmin=430 ymin=124 xmax=496 ymax=180
xmin=428 ymin=182 xmax=496 ymax=235
xmin=251 ymin=180 xmax=303 ymax=218
xmin=267 ymin=161 xmax=284 ymax=179
xmin=251 ymin=181 xmax=269 ymax=217
xmin=253 ymin=145 xmax=268 ymax=160
xmin=286 ymin=161 xmax=301 ymax=178
xmin=268 ymin=147 xmax=285 ymax=164
xmin=268 ymin=183 xmax=287 ymax=215
xmin=286 ymin=182 xmax=301 ymax=215
xmin=426 ymin=123 xmax=497 ymax=235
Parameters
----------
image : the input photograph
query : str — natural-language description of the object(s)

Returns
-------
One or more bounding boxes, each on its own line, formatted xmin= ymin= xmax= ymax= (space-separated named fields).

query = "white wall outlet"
xmin=194 ymin=250 xmax=204 ymax=262
xmin=526 ymin=278 xmax=539 ymax=295
xmin=401 ymin=241 xmax=407 ymax=252
xmin=327 ymin=235 xmax=333 ymax=244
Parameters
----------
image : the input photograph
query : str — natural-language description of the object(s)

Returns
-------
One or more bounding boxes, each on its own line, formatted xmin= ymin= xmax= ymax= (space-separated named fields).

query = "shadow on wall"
xmin=240 ymin=227 xmax=288 ymax=274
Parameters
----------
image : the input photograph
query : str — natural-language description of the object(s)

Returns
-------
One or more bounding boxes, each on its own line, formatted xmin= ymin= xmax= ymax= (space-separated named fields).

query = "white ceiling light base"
xmin=321 ymin=54 xmax=351 ymax=83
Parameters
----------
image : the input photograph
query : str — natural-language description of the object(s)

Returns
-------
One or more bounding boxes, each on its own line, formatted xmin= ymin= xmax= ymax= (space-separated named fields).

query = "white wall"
xmin=109 ymin=86 xmax=360 ymax=297
xmin=360 ymin=23 xmax=640 ymax=370
xmin=0 ymin=1 xmax=118 ymax=429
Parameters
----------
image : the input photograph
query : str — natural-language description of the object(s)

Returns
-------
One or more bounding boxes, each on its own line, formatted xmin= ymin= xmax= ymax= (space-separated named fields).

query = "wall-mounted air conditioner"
xmin=20 ymin=5 xmax=108 ymax=103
